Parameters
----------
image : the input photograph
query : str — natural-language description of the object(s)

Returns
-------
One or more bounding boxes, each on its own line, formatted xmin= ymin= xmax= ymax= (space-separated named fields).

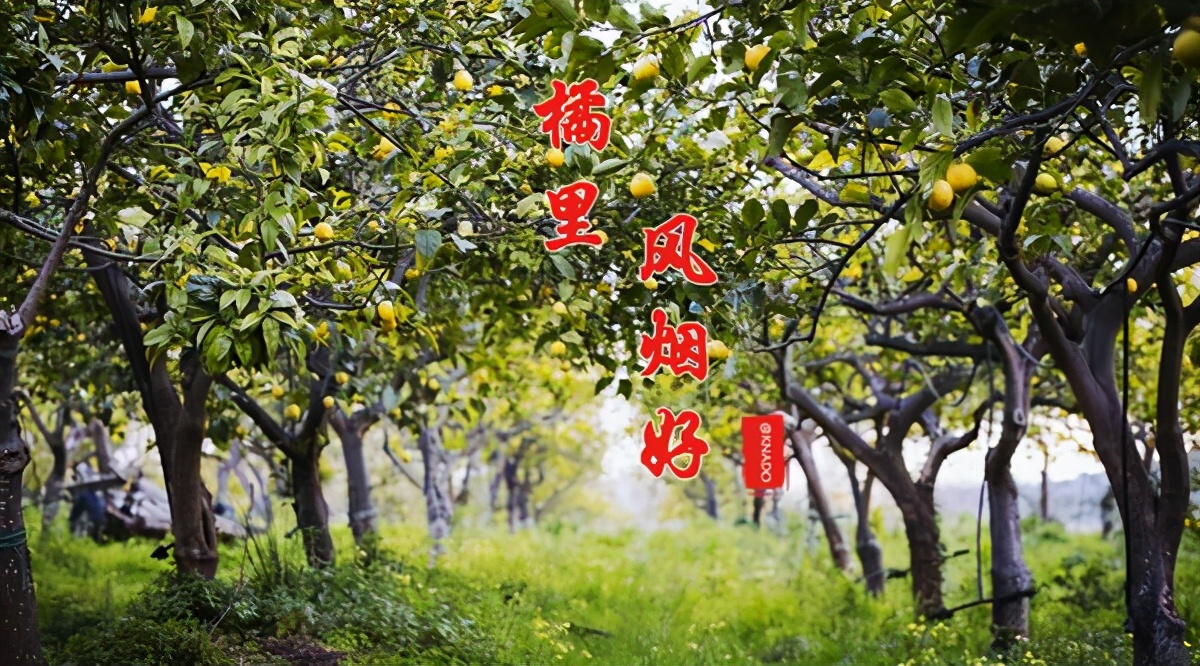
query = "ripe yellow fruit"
xmin=314 ymin=222 xmax=334 ymax=241
xmin=399 ymin=449 xmax=412 ymax=463
xmin=373 ymin=137 xmax=396 ymax=161
xmin=927 ymin=179 xmax=954 ymax=211
xmin=546 ymin=148 xmax=565 ymax=167
xmin=487 ymin=85 xmax=504 ymax=97
xmin=1043 ymin=136 xmax=1066 ymax=156
xmin=285 ymin=404 xmax=302 ymax=420
xmin=404 ymin=268 xmax=420 ymax=281
xmin=552 ymin=301 xmax=568 ymax=315
xmin=335 ymin=371 xmax=350 ymax=385
xmin=1175 ymin=29 xmax=1200 ymax=68
xmin=1033 ymin=173 xmax=1059 ymax=195
xmin=644 ymin=277 xmax=658 ymax=291
xmin=125 ymin=80 xmax=141 ymax=95
xmin=632 ymin=56 xmax=660 ymax=81
xmin=377 ymin=300 xmax=396 ymax=322
xmin=1074 ymin=42 xmax=1087 ymax=57
xmin=271 ymin=386 xmax=285 ymax=399
xmin=946 ymin=163 xmax=978 ymax=193
xmin=323 ymin=396 xmax=335 ymax=409
xmin=138 ymin=7 xmax=158 ymax=23
xmin=549 ymin=341 xmax=567 ymax=356
xmin=707 ymin=340 xmax=731 ymax=360
xmin=453 ymin=70 xmax=474 ymax=91
xmin=1127 ymin=277 xmax=1138 ymax=293
xmin=428 ymin=378 xmax=441 ymax=392
xmin=629 ymin=173 xmax=656 ymax=198
xmin=744 ymin=44 xmax=771 ymax=71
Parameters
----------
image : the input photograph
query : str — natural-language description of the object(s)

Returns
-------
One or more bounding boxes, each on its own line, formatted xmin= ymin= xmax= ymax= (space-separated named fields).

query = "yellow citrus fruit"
xmin=1175 ymin=29 xmax=1200 ymax=68
xmin=546 ymin=148 xmax=565 ymax=167
xmin=335 ymin=371 xmax=350 ymax=385
xmin=1074 ymin=42 xmax=1088 ymax=57
xmin=744 ymin=44 xmax=772 ymax=71
xmin=1043 ymin=136 xmax=1066 ymax=156
xmin=632 ymin=56 xmax=659 ymax=81
xmin=373 ymin=137 xmax=396 ymax=161
xmin=125 ymin=80 xmax=141 ymax=95
xmin=644 ymin=277 xmax=658 ymax=290
xmin=453 ymin=70 xmax=474 ymax=91
xmin=377 ymin=300 xmax=396 ymax=322
xmin=707 ymin=340 xmax=731 ymax=360
xmin=1127 ymin=277 xmax=1138 ymax=293
xmin=549 ymin=341 xmax=567 ymax=356
xmin=946 ymin=163 xmax=978 ymax=194
xmin=428 ymin=378 xmax=441 ymax=391
xmin=487 ymin=84 xmax=504 ymax=97
xmin=404 ymin=268 xmax=420 ymax=281
xmin=314 ymin=222 xmax=334 ymax=241
xmin=285 ymin=404 xmax=302 ymax=420
xmin=629 ymin=173 xmax=656 ymax=198
xmin=927 ymin=179 xmax=954 ymax=211
xmin=1034 ymin=173 xmax=1059 ymax=195
xmin=271 ymin=386 xmax=285 ymax=399
xmin=323 ymin=396 xmax=335 ymax=409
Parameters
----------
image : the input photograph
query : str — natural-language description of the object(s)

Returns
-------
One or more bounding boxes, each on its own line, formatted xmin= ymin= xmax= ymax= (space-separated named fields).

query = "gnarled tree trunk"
xmin=420 ymin=423 xmax=453 ymax=565
xmin=290 ymin=450 xmax=334 ymax=567
xmin=331 ymin=410 xmax=377 ymax=545
xmin=838 ymin=451 xmax=884 ymax=595
xmin=790 ymin=424 xmax=850 ymax=572
xmin=0 ymin=336 xmax=43 ymax=664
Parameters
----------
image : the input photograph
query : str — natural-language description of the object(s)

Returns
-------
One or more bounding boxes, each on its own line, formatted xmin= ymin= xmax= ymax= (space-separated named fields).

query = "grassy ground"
xmin=28 ymin=513 xmax=1200 ymax=665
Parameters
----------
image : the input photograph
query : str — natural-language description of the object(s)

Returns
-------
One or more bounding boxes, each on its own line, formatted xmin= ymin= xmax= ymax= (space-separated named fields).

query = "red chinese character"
xmin=641 ymin=407 xmax=710 ymax=480
xmin=639 ymin=308 xmax=708 ymax=381
xmin=544 ymin=180 xmax=604 ymax=252
xmin=640 ymin=214 xmax=718 ymax=285
xmin=532 ymin=79 xmax=611 ymax=151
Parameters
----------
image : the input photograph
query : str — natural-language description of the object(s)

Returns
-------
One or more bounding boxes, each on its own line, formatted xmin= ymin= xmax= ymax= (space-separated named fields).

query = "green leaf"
xmin=965 ymin=147 xmax=1012 ymax=184
xmin=606 ymin=4 xmax=640 ymax=33
xmin=660 ymin=44 xmax=686 ymax=80
xmin=549 ymin=253 xmax=576 ymax=280
xmin=415 ymin=229 xmax=442 ymax=258
xmin=542 ymin=0 xmax=578 ymax=22
xmin=882 ymin=222 xmax=912 ymax=276
xmin=687 ymin=55 xmax=713 ymax=85
xmin=742 ymin=199 xmax=764 ymax=226
xmin=176 ymin=14 xmax=195 ymax=49
xmin=582 ymin=0 xmax=611 ymax=21
xmin=879 ymin=89 xmax=917 ymax=114
xmin=768 ymin=115 xmax=803 ymax=157
xmin=593 ymin=158 xmax=629 ymax=177
xmin=932 ymin=95 xmax=953 ymax=136
xmin=1140 ymin=55 xmax=1163 ymax=127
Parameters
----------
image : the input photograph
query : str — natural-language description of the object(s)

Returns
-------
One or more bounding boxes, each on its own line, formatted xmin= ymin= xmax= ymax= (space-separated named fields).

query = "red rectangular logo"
xmin=742 ymin=414 xmax=785 ymax=490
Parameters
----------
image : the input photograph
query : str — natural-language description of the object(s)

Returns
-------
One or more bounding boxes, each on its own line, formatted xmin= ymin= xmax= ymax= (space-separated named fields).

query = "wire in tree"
xmin=974 ymin=341 xmax=994 ymax=603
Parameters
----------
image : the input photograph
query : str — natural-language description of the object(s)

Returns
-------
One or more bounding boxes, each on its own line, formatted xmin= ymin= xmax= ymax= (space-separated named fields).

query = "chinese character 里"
xmin=544 ymin=180 xmax=605 ymax=252
xmin=639 ymin=307 xmax=709 ymax=382
xmin=640 ymin=213 xmax=717 ymax=285
xmin=641 ymin=407 xmax=710 ymax=480
xmin=532 ymin=79 xmax=611 ymax=151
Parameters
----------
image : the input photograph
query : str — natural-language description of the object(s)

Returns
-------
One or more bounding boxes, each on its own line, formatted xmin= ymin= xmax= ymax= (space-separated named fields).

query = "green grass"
xmin=27 ymin=512 xmax=1200 ymax=665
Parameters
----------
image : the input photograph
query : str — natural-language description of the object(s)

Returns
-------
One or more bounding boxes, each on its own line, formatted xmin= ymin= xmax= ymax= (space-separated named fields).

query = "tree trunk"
xmin=791 ymin=428 xmax=851 ymax=571
xmin=289 ymin=451 xmax=334 ymax=567
xmin=39 ymin=415 xmax=68 ymax=534
xmin=0 ymin=336 xmax=43 ymax=664
xmin=332 ymin=413 xmax=376 ymax=545
xmin=420 ymin=425 xmax=453 ymax=565
xmin=1040 ymin=450 xmax=1050 ymax=522
xmin=840 ymin=454 xmax=885 ymax=595
xmin=700 ymin=471 xmax=718 ymax=520
xmin=987 ymin=461 xmax=1032 ymax=647
xmin=89 ymin=261 xmax=219 ymax=578
xmin=896 ymin=486 xmax=944 ymax=619
xmin=166 ymin=373 xmax=218 ymax=578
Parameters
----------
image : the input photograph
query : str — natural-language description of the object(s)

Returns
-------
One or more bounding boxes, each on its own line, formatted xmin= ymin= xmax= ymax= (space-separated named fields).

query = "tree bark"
xmin=23 ymin=400 xmax=67 ymax=533
xmin=420 ymin=424 xmax=453 ymax=565
xmin=1040 ymin=450 xmax=1050 ymax=522
xmin=839 ymin=453 xmax=885 ymax=595
xmin=700 ymin=471 xmax=719 ymax=520
xmin=331 ymin=411 xmax=377 ymax=545
xmin=896 ymin=484 xmax=945 ymax=619
xmin=0 ymin=335 xmax=43 ymax=664
xmin=89 ymin=261 xmax=219 ymax=578
xmin=289 ymin=451 xmax=334 ymax=567
xmin=790 ymin=426 xmax=851 ymax=572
